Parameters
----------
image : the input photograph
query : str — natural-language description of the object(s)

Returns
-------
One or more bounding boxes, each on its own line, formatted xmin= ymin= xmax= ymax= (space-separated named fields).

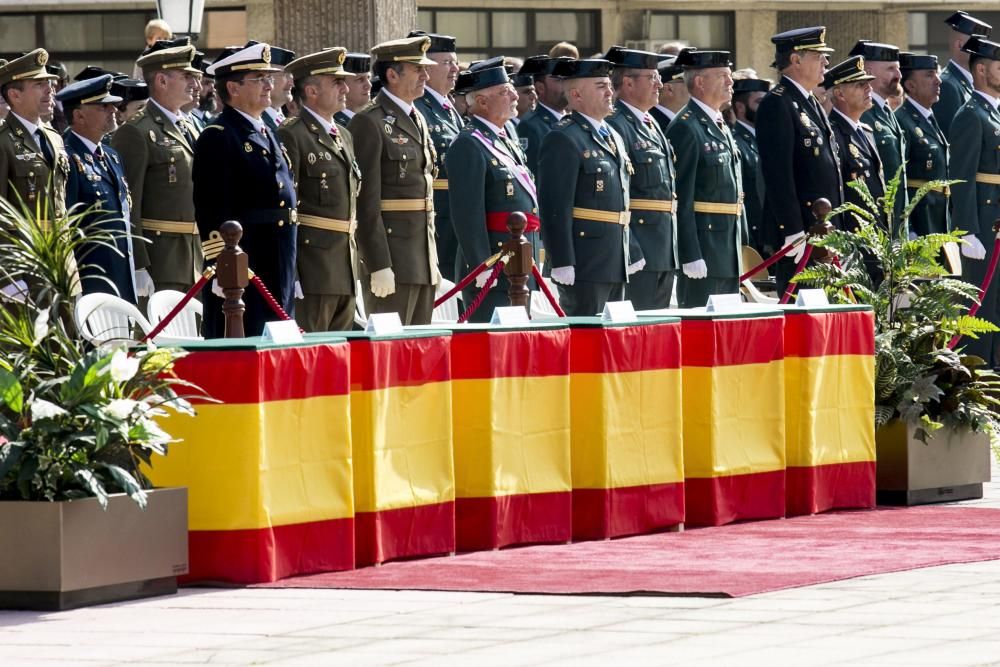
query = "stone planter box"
xmin=876 ymin=420 xmax=992 ymax=505
xmin=0 ymin=487 xmax=188 ymax=610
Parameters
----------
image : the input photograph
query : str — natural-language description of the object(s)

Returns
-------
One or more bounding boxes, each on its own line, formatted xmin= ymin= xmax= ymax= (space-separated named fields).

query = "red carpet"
xmin=252 ymin=506 xmax=1000 ymax=597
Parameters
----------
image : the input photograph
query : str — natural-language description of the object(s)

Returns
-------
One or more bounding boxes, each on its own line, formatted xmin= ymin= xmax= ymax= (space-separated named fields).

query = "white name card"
xmin=795 ymin=288 xmax=830 ymax=307
xmin=262 ymin=319 xmax=303 ymax=344
xmin=365 ymin=312 xmax=404 ymax=335
xmin=490 ymin=306 xmax=531 ymax=325
xmin=602 ymin=300 xmax=637 ymax=323
xmin=705 ymin=293 xmax=744 ymax=312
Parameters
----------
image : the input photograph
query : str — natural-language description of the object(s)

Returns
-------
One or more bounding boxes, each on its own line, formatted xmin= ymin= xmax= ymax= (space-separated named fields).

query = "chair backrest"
xmin=147 ymin=290 xmax=203 ymax=338
xmin=75 ymin=293 xmax=153 ymax=345
xmin=431 ymin=278 xmax=459 ymax=324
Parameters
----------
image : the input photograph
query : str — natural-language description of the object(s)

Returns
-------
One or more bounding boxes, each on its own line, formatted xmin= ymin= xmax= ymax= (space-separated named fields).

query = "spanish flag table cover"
xmin=781 ymin=305 xmax=876 ymax=516
xmin=445 ymin=322 xmax=573 ymax=551
xmin=561 ymin=317 xmax=685 ymax=540
xmin=149 ymin=336 xmax=354 ymax=584
xmin=339 ymin=331 xmax=456 ymax=566
xmin=642 ymin=307 xmax=787 ymax=527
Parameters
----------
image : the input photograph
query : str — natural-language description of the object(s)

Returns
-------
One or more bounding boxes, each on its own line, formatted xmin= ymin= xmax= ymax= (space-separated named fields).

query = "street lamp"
xmin=156 ymin=0 xmax=206 ymax=42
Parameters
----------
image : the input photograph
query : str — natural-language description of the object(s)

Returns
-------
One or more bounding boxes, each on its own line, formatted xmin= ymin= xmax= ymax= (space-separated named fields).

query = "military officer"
xmin=512 ymin=57 xmax=542 ymax=127
xmin=730 ymin=77 xmax=770 ymax=253
xmin=757 ymin=27 xmax=843 ymax=294
xmin=334 ymin=53 xmax=371 ymax=126
xmin=262 ymin=46 xmax=296 ymax=131
xmin=446 ymin=58 xmax=542 ymax=321
xmin=58 ymin=75 xmax=136 ymax=304
xmin=898 ymin=53 xmax=951 ymax=237
xmin=605 ymin=46 xmax=678 ymax=310
xmin=519 ymin=57 xmax=570 ymax=175
xmin=935 ymin=11 xmax=993 ymax=138
xmin=0 ymin=50 xmax=68 ymax=221
xmin=651 ymin=56 xmax=687 ymax=136
xmin=950 ymin=36 xmax=1000 ymax=365
xmin=538 ymin=58 xmax=642 ymax=316
xmin=111 ymin=44 xmax=202 ymax=301
xmin=193 ymin=41 xmax=298 ymax=338
xmin=409 ymin=31 xmax=464 ymax=283
xmin=278 ymin=48 xmax=361 ymax=332
xmin=347 ymin=36 xmax=440 ymax=325
xmin=825 ymin=56 xmax=883 ymax=228
xmin=850 ymin=41 xmax=907 ymax=224
xmin=666 ymin=49 xmax=746 ymax=308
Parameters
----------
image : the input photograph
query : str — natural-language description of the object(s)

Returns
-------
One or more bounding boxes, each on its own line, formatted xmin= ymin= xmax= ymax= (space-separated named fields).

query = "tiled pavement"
xmin=2 ymin=458 xmax=999 ymax=666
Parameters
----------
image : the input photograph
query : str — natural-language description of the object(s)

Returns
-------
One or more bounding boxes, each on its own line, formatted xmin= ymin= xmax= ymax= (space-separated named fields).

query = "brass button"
xmin=387 ymin=228 xmax=392 ymax=234
xmin=155 ymin=231 xmax=162 ymax=236
xmin=597 ymin=167 xmax=602 ymax=173
xmin=280 ymin=201 xmax=286 ymax=208
xmin=638 ymin=218 xmax=644 ymax=224
xmin=532 ymin=207 xmax=537 ymax=213
xmin=708 ymin=224 xmax=713 ymax=230
xmin=304 ymin=238 xmax=310 ymax=244
xmin=169 ymin=157 xmax=175 ymax=163
xmin=321 ymin=172 xmax=327 ymax=178
xmin=579 ymin=232 xmax=585 ymax=237
xmin=778 ymin=224 xmax=785 ymax=230
xmin=497 ymin=241 xmax=502 ymax=247
xmin=263 ymin=149 xmax=269 ymax=155
xmin=278 ymin=182 xmax=284 ymax=189
xmin=278 ymin=220 xmax=284 ymax=227
xmin=806 ymin=201 xmax=812 ymax=207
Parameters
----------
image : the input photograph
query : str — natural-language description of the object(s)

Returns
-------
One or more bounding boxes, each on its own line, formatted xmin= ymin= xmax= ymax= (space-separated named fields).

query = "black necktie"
xmin=35 ymin=129 xmax=53 ymax=166
xmin=409 ymin=108 xmax=422 ymax=134
xmin=928 ymin=113 xmax=944 ymax=140
xmin=177 ymin=118 xmax=195 ymax=146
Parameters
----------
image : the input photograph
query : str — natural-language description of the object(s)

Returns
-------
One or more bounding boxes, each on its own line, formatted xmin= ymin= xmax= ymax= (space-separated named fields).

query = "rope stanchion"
xmin=434 ymin=250 xmax=505 ymax=308
xmin=779 ymin=245 xmax=814 ymax=304
xmin=141 ymin=267 xmax=215 ymax=343
xmin=739 ymin=235 xmax=807 ymax=283
xmin=949 ymin=235 xmax=1000 ymax=349
xmin=531 ymin=264 xmax=566 ymax=317
xmin=457 ymin=260 xmax=506 ymax=323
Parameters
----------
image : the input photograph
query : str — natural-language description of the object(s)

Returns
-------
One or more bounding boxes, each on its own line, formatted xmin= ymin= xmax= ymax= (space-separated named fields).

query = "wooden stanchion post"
xmin=216 ymin=221 xmax=248 ymax=338
xmin=809 ymin=198 xmax=834 ymax=263
xmin=503 ymin=212 xmax=532 ymax=313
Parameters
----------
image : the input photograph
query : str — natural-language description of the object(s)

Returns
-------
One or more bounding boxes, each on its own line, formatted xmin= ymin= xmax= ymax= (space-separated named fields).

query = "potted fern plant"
xmin=794 ymin=171 xmax=1000 ymax=505
xmin=0 ymin=196 xmax=194 ymax=610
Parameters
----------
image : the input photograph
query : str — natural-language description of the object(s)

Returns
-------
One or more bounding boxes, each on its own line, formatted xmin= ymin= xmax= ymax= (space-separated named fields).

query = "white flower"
xmin=110 ymin=349 xmax=140 ymax=383
xmin=105 ymin=398 xmax=138 ymax=421
xmin=30 ymin=399 xmax=67 ymax=421
xmin=32 ymin=307 xmax=50 ymax=346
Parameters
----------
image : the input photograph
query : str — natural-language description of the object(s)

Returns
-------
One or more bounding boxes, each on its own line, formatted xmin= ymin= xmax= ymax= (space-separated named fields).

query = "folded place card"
xmin=262 ymin=319 xmax=304 ymax=344
xmin=602 ymin=300 xmax=637 ymax=323
xmin=491 ymin=306 xmax=531 ymax=325
xmin=365 ymin=312 xmax=404 ymax=335
xmin=795 ymin=288 xmax=830 ymax=307
xmin=705 ymin=293 xmax=744 ymax=312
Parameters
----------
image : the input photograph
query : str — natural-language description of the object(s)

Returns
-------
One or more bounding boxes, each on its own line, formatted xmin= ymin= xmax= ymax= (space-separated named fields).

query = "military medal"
xmin=168 ymin=163 xmax=177 ymax=184
xmin=800 ymin=113 xmax=811 ymax=127
xmin=596 ymin=179 xmax=605 ymax=192
xmin=849 ymin=144 xmax=860 ymax=158
xmin=995 ymin=128 xmax=1000 ymax=136
xmin=384 ymin=124 xmax=393 ymax=135
xmin=814 ymin=147 xmax=820 ymax=157
xmin=324 ymin=152 xmax=332 ymax=160
xmin=915 ymin=127 xmax=924 ymax=138
xmin=874 ymin=121 xmax=882 ymax=131
xmin=244 ymin=142 xmax=253 ymax=153
xmin=308 ymin=152 xmax=316 ymax=164
xmin=148 ymin=130 xmax=156 ymax=143
xmin=583 ymin=150 xmax=590 ymax=158
xmin=927 ymin=160 xmax=933 ymax=170
xmin=506 ymin=180 xmax=514 ymax=197
xmin=804 ymin=138 xmax=812 ymax=147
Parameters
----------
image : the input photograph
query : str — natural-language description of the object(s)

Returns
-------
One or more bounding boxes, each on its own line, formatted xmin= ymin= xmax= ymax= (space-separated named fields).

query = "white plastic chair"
xmin=75 ymin=293 xmax=153 ymax=346
xmin=432 ymin=278 xmax=460 ymax=324
xmin=530 ymin=277 xmax=559 ymax=318
xmin=147 ymin=290 xmax=204 ymax=341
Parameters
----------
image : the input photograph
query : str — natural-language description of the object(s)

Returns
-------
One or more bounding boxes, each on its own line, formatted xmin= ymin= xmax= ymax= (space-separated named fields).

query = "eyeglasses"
xmin=240 ymin=76 xmax=275 ymax=86
xmin=626 ymin=73 xmax=662 ymax=83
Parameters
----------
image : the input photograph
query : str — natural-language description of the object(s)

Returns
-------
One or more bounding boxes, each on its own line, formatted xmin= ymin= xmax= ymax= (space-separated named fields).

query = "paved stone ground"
xmin=2 ymin=459 xmax=999 ymax=666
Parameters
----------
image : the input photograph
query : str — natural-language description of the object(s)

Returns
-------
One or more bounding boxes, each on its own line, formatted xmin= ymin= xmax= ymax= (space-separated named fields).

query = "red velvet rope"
xmin=434 ymin=259 xmax=496 ymax=308
xmin=779 ymin=244 xmax=815 ymax=304
xmin=739 ymin=236 xmax=805 ymax=283
xmin=250 ymin=275 xmax=303 ymax=333
xmin=949 ymin=236 xmax=1000 ymax=349
xmin=141 ymin=272 xmax=212 ymax=343
xmin=531 ymin=264 xmax=566 ymax=317
xmin=457 ymin=260 xmax=506 ymax=323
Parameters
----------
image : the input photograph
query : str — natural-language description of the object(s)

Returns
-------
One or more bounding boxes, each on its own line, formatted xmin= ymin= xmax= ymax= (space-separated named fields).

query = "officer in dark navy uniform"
xmin=193 ymin=41 xmax=298 ymax=337
xmin=538 ymin=58 xmax=643 ymax=316
xmin=605 ymin=46 xmax=678 ymax=309
xmin=652 ymin=56 xmax=687 ymax=137
xmin=824 ymin=56 xmax=883 ymax=228
xmin=446 ymin=58 xmax=542 ymax=321
xmin=58 ymin=74 xmax=136 ymax=304
xmin=935 ymin=11 xmax=993 ymax=138
xmin=756 ymin=27 xmax=843 ymax=294
xmin=730 ymin=77 xmax=770 ymax=253
xmin=519 ymin=57 xmax=570 ymax=175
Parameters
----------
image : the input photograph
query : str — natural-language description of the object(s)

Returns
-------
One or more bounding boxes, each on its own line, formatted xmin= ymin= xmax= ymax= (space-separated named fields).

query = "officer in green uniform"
xmin=538 ymin=58 xmax=643 ymax=316
xmin=348 ymin=36 xmax=440 ymax=325
xmin=519 ymin=57 xmax=570 ymax=175
xmin=112 ymin=44 xmax=202 ymax=299
xmin=897 ymin=53 xmax=951 ymax=237
xmin=410 ymin=31 xmax=464 ymax=283
xmin=334 ymin=53 xmax=371 ymax=127
xmin=0 ymin=50 xmax=68 ymax=221
xmin=446 ymin=58 xmax=542 ymax=322
xmin=667 ymin=49 xmax=746 ymax=308
xmin=605 ymin=46 xmax=678 ymax=310
xmin=279 ymin=48 xmax=361 ymax=332
xmin=730 ymin=77 xmax=770 ymax=254
xmin=851 ymin=41 xmax=907 ymax=224
xmin=950 ymin=36 xmax=1000 ymax=365
xmin=935 ymin=12 xmax=993 ymax=138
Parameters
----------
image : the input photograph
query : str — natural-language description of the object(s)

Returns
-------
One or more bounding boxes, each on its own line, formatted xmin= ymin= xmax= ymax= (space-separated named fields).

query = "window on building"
xmin=647 ymin=12 xmax=734 ymax=52
xmin=909 ymin=11 xmax=1000 ymax=62
xmin=415 ymin=8 xmax=601 ymax=60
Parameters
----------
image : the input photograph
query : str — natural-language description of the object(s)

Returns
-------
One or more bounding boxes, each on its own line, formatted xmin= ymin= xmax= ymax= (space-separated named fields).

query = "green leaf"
xmin=73 ymin=468 xmax=108 ymax=510
xmin=0 ymin=367 xmax=23 ymax=415
xmin=100 ymin=463 xmax=147 ymax=509
xmin=0 ymin=441 xmax=24 ymax=479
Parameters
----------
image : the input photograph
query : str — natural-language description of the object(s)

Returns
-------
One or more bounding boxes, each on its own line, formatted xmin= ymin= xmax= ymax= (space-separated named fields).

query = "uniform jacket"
xmin=757 ymin=75 xmax=843 ymax=246
xmin=606 ymin=100 xmax=678 ymax=272
xmin=649 ymin=106 xmax=674 ymax=138
xmin=64 ymin=131 xmax=135 ymax=304
xmin=111 ymin=101 xmax=202 ymax=288
xmin=518 ymin=104 xmax=561 ymax=175
xmin=950 ymin=92 xmax=1000 ymax=237
xmin=732 ymin=121 xmax=763 ymax=250
xmin=666 ymin=100 xmax=745 ymax=278
xmin=829 ymin=109 xmax=885 ymax=230
xmin=537 ymin=111 xmax=636 ymax=284
xmin=0 ymin=114 xmax=69 ymax=219
xmin=414 ymin=90 xmax=463 ymax=222
xmin=861 ymin=99 xmax=907 ymax=222
xmin=192 ymin=105 xmax=298 ymax=334
xmin=333 ymin=110 xmax=354 ymax=127
xmin=445 ymin=115 xmax=542 ymax=284
xmin=278 ymin=110 xmax=361 ymax=296
xmin=935 ymin=61 xmax=974 ymax=139
xmin=897 ymin=99 xmax=951 ymax=236
xmin=347 ymin=91 xmax=439 ymax=285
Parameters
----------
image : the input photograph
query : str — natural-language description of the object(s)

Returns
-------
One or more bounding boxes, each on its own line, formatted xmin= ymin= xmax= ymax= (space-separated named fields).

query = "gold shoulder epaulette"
xmin=859 ymin=122 xmax=872 ymax=132
xmin=773 ymin=85 xmax=785 ymax=96
xmin=283 ymin=116 xmax=302 ymax=128
xmin=131 ymin=109 xmax=146 ymax=121
xmin=681 ymin=112 xmax=690 ymax=120
xmin=359 ymin=100 xmax=378 ymax=114
xmin=555 ymin=117 xmax=572 ymax=128
xmin=203 ymin=124 xmax=224 ymax=131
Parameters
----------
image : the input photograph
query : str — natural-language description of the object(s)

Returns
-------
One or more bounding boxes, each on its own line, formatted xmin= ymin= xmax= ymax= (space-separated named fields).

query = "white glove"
xmin=369 ymin=267 xmax=396 ymax=298
xmin=134 ymin=269 xmax=155 ymax=298
xmin=294 ymin=280 xmax=304 ymax=299
xmin=550 ymin=266 xmax=575 ymax=286
xmin=475 ymin=271 xmax=491 ymax=288
xmin=961 ymin=234 xmax=987 ymax=260
xmin=784 ymin=232 xmax=807 ymax=263
xmin=682 ymin=259 xmax=708 ymax=279
xmin=211 ymin=279 xmax=224 ymax=298
xmin=627 ymin=258 xmax=646 ymax=276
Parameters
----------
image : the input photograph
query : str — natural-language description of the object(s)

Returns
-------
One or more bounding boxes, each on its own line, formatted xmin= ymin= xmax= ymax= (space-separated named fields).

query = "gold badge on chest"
xmin=307 ymin=152 xmax=317 ymax=164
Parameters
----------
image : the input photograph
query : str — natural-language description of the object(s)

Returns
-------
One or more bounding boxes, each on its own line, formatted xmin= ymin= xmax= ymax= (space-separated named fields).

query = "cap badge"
xmin=420 ymin=38 xmax=430 ymax=54
xmin=338 ymin=51 xmax=346 ymax=65
xmin=262 ymin=45 xmax=272 ymax=64
xmin=856 ymin=57 xmax=865 ymax=71
xmin=37 ymin=51 xmax=48 ymax=66
xmin=819 ymin=29 xmax=826 ymax=44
